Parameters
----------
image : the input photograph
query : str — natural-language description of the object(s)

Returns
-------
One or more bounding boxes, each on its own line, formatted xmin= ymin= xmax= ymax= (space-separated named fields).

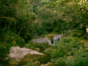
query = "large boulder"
xmin=32 ymin=38 xmax=51 ymax=45
xmin=8 ymin=46 xmax=44 ymax=64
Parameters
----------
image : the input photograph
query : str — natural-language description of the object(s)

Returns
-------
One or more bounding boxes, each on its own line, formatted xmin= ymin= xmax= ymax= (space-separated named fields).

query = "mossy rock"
xmin=9 ymin=46 xmax=46 ymax=65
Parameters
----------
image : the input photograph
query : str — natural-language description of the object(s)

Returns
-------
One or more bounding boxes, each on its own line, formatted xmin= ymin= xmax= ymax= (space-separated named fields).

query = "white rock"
xmin=8 ymin=46 xmax=44 ymax=62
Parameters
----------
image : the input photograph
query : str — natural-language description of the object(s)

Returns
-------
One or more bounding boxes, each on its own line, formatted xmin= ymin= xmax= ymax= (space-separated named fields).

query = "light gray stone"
xmin=32 ymin=38 xmax=51 ymax=45
xmin=8 ymin=46 xmax=44 ymax=62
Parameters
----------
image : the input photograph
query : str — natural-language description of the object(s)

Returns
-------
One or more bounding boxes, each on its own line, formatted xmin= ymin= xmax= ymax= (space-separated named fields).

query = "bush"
xmin=0 ymin=29 xmax=25 ymax=56
xmin=65 ymin=29 xmax=84 ymax=38
xmin=55 ymin=57 xmax=67 ymax=66
xmin=44 ymin=36 xmax=85 ymax=63
xmin=50 ymin=37 xmax=86 ymax=66
xmin=66 ymin=50 xmax=88 ymax=66
xmin=50 ymin=37 xmax=84 ymax=58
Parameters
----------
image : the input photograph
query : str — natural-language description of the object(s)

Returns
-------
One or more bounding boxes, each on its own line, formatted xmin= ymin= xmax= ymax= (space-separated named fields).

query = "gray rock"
xmin=32 ymin=38 xmax=51 ymax=45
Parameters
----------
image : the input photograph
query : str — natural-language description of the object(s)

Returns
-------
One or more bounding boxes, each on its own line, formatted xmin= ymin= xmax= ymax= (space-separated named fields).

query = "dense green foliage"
xmin=0 ymin=0 xmax=88 ymax=39
xmin=66 ymin=50 xmax=88 ymax=66
xmin=0 ymin=0 xmax=88 ymax=66
xmin=0 ymin=0 xmax=36 ymax=40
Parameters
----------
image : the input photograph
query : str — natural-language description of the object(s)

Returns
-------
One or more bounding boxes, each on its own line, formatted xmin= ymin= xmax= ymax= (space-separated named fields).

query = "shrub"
xmin=66 ymin=50 xmax=88 ymax=66
xmin=49 ymin=37 xmax=85 ymax=59
xmin=55 ymin=57 xmax=67 ymax=66
xmin=65 ymin=29 xmax=84 ymax=38
xmin=0 ymin=29 xmax=25 ymax=56
xmin=50 ymin=36 xmax=86 ymax=66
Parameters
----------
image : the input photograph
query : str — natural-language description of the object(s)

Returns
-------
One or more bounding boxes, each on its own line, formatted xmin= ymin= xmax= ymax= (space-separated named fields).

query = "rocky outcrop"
xmin=32 ymin=38 xmax=51 ymax=45
xmin=52 ymin=34 xmax=62 ymax=44
xmin=8 ymin=46 xmax=44 ymax=64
